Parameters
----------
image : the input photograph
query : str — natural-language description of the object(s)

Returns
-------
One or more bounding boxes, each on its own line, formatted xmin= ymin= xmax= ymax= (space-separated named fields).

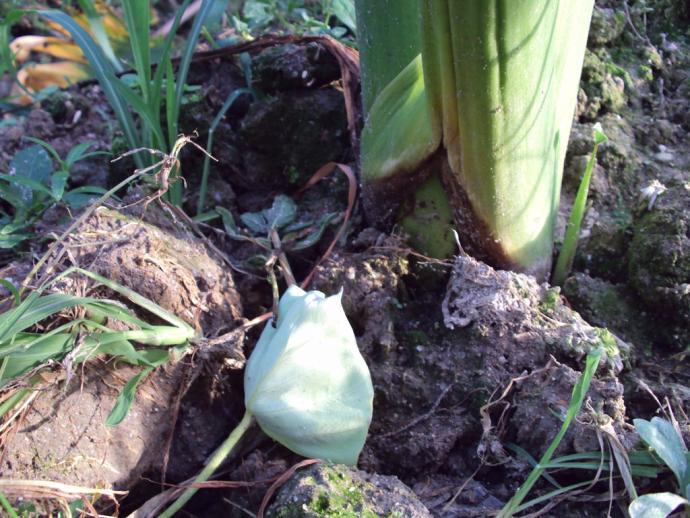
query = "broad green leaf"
xmin=264 ymin=195 xmax=297 ymax=230
xmin=331 ymin=0 xmax=357 ymax=33
xmin=245 ymin=285 xmax=373 ymax=465
xmin=106 ymin=366 xmax=154 ymax=426
xmin=240 ymin=211 xmax=268 ymax=234
xmin=7 ymin=145 xmax=54 ymax=203
xmin=635 ymin=417 xmax=688 ymax=487
xmin=629 ymin=493 xmax=688 ymax=518
xmin=0 ymin=174 xmax=53 ymax=201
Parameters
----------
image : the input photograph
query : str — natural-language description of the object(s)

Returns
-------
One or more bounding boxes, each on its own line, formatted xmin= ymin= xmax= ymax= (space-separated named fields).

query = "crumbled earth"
xmin=311 ymin=247 xmax=632 ymax=514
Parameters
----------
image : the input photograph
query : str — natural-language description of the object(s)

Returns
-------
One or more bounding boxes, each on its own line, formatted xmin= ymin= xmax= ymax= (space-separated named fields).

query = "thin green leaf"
xmin=151 ymin=0 xmax=191 ymax=119
xmin=0 ymin=490 xmax=18 ymax=518
xmin=109 ymin=76 xmax=166 ymax=147
xmin=121 ymin=1 xmax=151 ymax=102
xmin=37 ymin=10 xmax=143 ymax=169
xmin=290 ymin=213 xmax=339 ymax=250
xmin=498 ymin=348 xmax=602 ymax=518
xmin=197 ymin=87 xmax=253 ymax=215
xmin=106 ymin=366 xmax=154 ymax=427
xmin=171 ymin=0 xmax=216 ymax=136
xmin=216 ymin=207 xmax=240 ymax=237
xmin=552 ymin=124 xmax=608 ymax=285
xmin=513 ymin=479 xmax=597 ymax=515
xmin=73 ymin=268 xmax=195 ymax=336
xmin=77 ymin=0 xmax=123 ymax=72
xmin=0 ymin=333 xmax=74 ymax=384
xmin=64 ymin=141 xmax=95 ymax=166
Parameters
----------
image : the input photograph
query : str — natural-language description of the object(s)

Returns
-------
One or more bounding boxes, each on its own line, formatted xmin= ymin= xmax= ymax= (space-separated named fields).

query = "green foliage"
xmin=629 ymin=417 xmax=690 ymax=518
xmin=1 ymin=0 xmax=226 ymax=205
xmin=0 ymin=140 xmax=108 ymax=249
xmin=215 ymin=194 xmax=340 ymax=268
xmin=0 ymin=267 xmax=195 ymax=426
xmin=236 ymin=0 xmax=355 ymax=38
xmin=552 ymin=123 xmax=608 ymax=286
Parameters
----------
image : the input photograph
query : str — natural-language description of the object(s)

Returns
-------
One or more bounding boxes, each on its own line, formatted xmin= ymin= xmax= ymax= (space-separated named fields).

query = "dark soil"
xmin=0 ymin=1 xmax=688 ymax=517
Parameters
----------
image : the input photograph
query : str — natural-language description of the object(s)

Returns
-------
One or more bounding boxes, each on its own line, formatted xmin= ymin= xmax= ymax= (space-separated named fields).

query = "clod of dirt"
xmin=579 ymin=49 xmax=628 ymax=119
xmin=266 ymin=463 xmax=432 ymax=518
xmin=63 ymin=206 xmax=243 ymax=334
xmin=238 ymin=89 xmax=350 ymax=189
xmin=310 ymin=233 xmax=410 ymax=357
xmin=2 ymin=364 xmax=185 ymax=490
xmin=587 ymin=6 xmax=626 ymax=48
xmin=252 ymin=43 xmax=340 ymax=92
xmin=627 ymin=180 xmax=690 ymax=348
xmin=563 ymin=272 xmax=649 ymax=350
xmin=511 ymin=358 xmax=628 ymax=456
xmin=2 ymin=205 xmax=245 ymax=493
xmin=442 ymin=255 xmax=628 ymax=373
xmin=312 ymin=243 xmax=630 ymax=503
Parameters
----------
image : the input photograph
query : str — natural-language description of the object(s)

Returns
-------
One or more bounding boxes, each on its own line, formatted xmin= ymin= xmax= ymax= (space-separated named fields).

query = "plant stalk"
xmin=159 ymin=410 xmax=254 ymax=518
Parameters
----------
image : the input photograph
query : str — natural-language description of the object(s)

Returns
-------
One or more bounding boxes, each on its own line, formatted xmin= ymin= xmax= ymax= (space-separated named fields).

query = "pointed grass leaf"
xmin=106 ymin=366 xmax=154 ymax=427
xmin=629 ymin=493 xmax=688 ymax=518
xmin=244 ymin=285 xmax=373 ymax=465
xmin=634 ymin=417 xmax=688 ymax=487
xmin=50 ymin=171 xmax=69 ymax=201
xmin=0 ymin=333 xmax=74 ymax=385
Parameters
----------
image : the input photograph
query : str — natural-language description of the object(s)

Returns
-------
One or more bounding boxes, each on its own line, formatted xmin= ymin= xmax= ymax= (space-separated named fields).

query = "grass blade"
xmin=151 ymin=0 xmax=192 ymax=125
xmin=552 ymin=124 xmax=608 ymax=285
xmin=498 ymin=348 xmax=603 ymax=517
xmin=105 ymin=366 xmax=154 ymax=427
xmin=197 ymin=87 xmax=253 ymax=215
xmin=76 ymin=0 xmax=123 ymax=72
xmin=37 ymin=10 xmax=143 ymax=169
xmin=121 ymin=0 xmax=151 ymax=102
